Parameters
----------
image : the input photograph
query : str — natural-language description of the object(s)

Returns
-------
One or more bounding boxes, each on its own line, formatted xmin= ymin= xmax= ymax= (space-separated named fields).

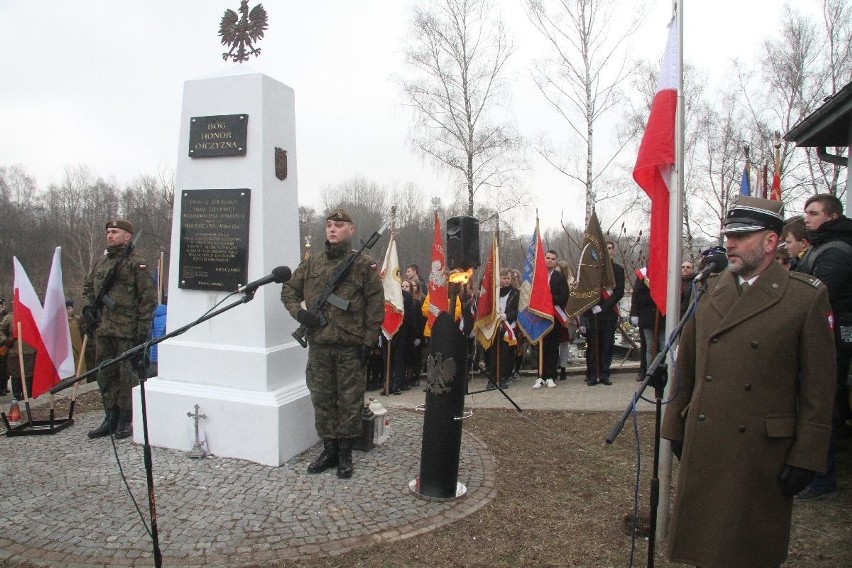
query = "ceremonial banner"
xmin=517 ymin=221 xmax=553 ymax=344
xmin=566 ymin=211 xmax=614 ymax=317
xmin=380 ymin=234 xmax=404 ymax=339
xmin=473 ymin=234 xmax=499 ymax=349
xmin=426 ymin=212 xmax=448 ymax=329
xmin=632 ymin=17 xmax=678 ymax=315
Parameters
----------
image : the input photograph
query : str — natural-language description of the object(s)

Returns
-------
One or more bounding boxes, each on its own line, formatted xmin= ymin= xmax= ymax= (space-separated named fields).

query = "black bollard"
xmin=413 ymin=311 xmax=468 ymax=500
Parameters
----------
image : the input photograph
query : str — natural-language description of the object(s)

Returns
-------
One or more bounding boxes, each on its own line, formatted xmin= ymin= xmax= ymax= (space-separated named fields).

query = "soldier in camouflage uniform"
xmin=281 ymin=208 xmax=384 ymax=479
xmin=83 ymin=220 xmax=157 ymax=440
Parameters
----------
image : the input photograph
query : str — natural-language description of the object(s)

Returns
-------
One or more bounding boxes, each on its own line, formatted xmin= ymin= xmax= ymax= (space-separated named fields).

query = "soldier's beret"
xmin=325 ymin=208 xmax=353 ymax=223
xmin=722 ymin=196 xmax=784 ymax=235
xmin=105 ymin=219 xmax=135 ymax=233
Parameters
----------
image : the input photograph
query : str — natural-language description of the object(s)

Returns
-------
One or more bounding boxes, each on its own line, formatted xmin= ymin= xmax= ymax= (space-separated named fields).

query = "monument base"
xmin=133 ymin=378 xmax=318 ymax=467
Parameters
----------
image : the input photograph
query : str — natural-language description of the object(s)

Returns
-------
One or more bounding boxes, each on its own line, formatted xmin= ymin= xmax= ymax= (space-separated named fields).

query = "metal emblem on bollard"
xmin=425 ymin=352 xmax=455 ymax=395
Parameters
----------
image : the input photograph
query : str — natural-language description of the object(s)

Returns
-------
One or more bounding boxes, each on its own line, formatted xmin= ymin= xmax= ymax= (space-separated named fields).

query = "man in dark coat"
xmin=582 ymin=241 xmax=624 ymax=386
xmin=532 ymin=250 xmax=569 ymax=389
xmin=792 ymin=193 xmax=852 ymax=499
xmin=661 ymin=196 xmax=836 ymax=568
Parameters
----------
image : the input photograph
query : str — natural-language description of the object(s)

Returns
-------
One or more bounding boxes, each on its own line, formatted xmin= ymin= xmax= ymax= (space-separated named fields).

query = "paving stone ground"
xmin=0 ymin=361 xmax=646 ymax=567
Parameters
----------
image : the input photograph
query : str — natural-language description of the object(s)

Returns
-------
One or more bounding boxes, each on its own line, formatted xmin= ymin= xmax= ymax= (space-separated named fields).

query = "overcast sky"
xmin=2 ymin=0 xmax=815 ymax=234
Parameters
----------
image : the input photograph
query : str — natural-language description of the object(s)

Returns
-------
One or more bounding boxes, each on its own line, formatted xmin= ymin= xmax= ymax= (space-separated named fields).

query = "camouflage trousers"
xmin=94 ymin=336 xmax=140 ymax=411
xmin=306 ymin=343 xmax=366 ymax=439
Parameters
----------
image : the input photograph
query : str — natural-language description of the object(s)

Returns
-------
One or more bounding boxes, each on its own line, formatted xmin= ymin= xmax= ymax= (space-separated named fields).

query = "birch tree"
xmin=524 ymin=0 xmax=645 ymax=225
xmin=398 ymin=0 xmax=525 ymax=216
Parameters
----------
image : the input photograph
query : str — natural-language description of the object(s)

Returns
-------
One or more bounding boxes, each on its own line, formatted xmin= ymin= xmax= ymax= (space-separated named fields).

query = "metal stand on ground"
xmin=50 ymin=288 xmax=269 ymax=568
xmin=605 ymin=285 xmax=705 ymax=568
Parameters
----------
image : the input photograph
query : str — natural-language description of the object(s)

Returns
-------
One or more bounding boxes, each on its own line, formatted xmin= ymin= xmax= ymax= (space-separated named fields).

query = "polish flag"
xmin=32 ymin=247 xmax=75 ymax=397
xmin=380 ymin=234 xmax=404 ymax=339
xmin=633 ymin=18 xmax=678 ymax=315
xmin=13 ymin=257 xmax=45 ymax=399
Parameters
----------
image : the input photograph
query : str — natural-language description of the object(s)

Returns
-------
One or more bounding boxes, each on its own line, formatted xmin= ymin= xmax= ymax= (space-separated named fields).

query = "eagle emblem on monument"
xmin=219 ymin=1 xmax=269 ymax=63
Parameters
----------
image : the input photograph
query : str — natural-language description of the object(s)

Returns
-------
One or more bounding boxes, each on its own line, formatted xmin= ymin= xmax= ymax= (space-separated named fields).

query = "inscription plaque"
xmin=179 ymin=189 xmax=251 ymax=291
xmin=189 ymin=114 xmax=248 ymax=158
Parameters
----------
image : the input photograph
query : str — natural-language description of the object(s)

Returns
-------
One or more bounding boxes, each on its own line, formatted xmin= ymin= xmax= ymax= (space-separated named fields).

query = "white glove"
xmin=499 ymin=312 xmax=507 ymax=321
xmin=630 ymin=316 xmax=639 ymax=326
xmin=592 ymin=305 xmax=602 ymax=315
xmin=579 ymin=326 xmax=587 ymax=334
xmin=413 ymin=338 xmax=421 ymax=347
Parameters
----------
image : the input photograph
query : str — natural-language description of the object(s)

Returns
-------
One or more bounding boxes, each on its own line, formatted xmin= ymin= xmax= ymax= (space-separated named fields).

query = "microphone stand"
xmin=51 ymin=288 xmax=265 ymax=568
xmin=605 ymin=281 xmax=706 ymax=568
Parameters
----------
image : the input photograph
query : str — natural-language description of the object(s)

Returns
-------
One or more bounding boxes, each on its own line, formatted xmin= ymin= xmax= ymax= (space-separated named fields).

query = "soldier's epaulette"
xmin=788 ymin=271 xmax=823 ymax=289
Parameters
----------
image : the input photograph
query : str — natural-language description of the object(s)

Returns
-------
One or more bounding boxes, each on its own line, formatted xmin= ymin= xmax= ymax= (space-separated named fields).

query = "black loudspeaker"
xmin=446 ymin=215 xmax=480 ymax=270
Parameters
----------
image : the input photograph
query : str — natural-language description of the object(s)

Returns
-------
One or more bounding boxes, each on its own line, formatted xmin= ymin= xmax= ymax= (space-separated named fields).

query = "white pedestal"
xmin=133 ymin=68 xmax=318 ymax=466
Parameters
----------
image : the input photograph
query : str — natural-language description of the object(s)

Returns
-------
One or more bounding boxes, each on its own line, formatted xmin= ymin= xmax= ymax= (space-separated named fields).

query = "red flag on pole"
xmin=380 ymin=233 xmax=404 ymax=339
xmin=474 ymin=233 xmax=499 ymax=349
xmin=632 ymin=18 xmax=678 ymax=315
xmin=426 ymin=212 xmax=448 ymax=329
xmin=770 ymin=139 xmax=782 ymax=201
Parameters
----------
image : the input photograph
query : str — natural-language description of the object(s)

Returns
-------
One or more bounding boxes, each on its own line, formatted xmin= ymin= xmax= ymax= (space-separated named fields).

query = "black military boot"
xmin=337 ymin=438 xmax=354 ymax=479
xmin=114 ymin=409 xmax=133 ymax=440
xmin=88 ymin=408 xmax=118 ymax=439
xmin=307 ymin=439 xmax=339 ymax=474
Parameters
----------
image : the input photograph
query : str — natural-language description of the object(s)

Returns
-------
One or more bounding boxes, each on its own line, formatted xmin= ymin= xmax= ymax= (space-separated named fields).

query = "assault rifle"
xmin=82 ymin=231 xmax=143 ymax=336
xmin=292 ymin=221 xmax=390 ymax=348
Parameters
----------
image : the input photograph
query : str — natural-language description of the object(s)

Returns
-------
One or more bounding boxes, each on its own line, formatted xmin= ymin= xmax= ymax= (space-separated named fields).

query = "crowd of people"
xmin=1 ymin=198 xmax=847 ymax=567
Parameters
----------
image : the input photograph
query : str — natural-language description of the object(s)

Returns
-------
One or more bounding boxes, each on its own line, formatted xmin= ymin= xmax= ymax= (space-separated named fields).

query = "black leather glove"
xmin=669 ymin=440 xmax=683 ymax=461
xmin=778 ymin=465 xmax=815 ymax=496
xmin=296 ymin=309 xmax=321 ymax=328
xmin=359 ymin=345 xmax=372 ymax=367
xmin=131 ymin=335 xmax=150 ymax=370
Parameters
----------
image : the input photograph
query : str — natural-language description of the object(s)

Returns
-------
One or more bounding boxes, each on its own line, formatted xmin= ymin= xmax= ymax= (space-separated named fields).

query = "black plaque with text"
xmin=188 ymin=114 xmax=248 ymax=158
xmin=178 ymin=189 xmax=251 ymax=291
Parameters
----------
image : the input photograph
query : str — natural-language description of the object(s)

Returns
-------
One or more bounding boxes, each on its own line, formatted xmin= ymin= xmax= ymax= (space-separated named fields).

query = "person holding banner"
xmin=533 ymin=250 xmax=569 ymax=389
xmin=582 ymin=241 xmax=624 ymax=386
xmin=485 ymin=269 xmax=519 ymax=390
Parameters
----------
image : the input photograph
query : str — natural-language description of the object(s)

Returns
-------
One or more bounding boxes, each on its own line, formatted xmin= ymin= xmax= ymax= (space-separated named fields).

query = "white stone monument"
xmin=133 ymin=67 xmax=317 ymax=466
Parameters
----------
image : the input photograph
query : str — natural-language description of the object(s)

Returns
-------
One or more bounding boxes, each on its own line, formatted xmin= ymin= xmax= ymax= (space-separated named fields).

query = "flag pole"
xmin=383 ymin=207 xmax=398 ymax=396
xmin=16 ymin=322 xmax=34 ymax=426
xmin=68 ymin=334 xmax=88 ymax=419
xmin=658 ymin=0 xmax=684 ymax=544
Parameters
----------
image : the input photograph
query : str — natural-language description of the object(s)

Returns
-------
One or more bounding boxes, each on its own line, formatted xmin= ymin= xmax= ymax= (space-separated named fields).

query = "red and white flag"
xmin=633 ymin=18 xmax=678 ymax=315
xmin=33 ymin=247 xmax=75 ymax=397
xmin=380 ymin=234 xmax=404 ymax=339
xmin=473 ymin=234 xmax=499 ymax=349
xmin=426 ymin=212 xmax=448 ymax=329
xmin=13 ymin=257 xmax=45 ymax=399
xmin=13 ymin=257 xmax=44 ymax=353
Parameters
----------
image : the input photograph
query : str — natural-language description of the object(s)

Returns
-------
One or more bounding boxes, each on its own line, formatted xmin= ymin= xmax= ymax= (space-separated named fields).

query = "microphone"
xmin=237 ymin=266 xmax=291 ymax=293
xmin=694 ymin=253 xmax=728 ymax=283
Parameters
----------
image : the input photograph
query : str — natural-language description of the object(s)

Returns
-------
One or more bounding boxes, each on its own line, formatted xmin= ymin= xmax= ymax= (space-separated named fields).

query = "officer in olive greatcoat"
xmin=661 ymin=196 xmax=836 ymax=568
xmin=281 ymin=208 xmax=384 ymax=479
xmin=83 ymin=220 xmax=157 ymax=440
